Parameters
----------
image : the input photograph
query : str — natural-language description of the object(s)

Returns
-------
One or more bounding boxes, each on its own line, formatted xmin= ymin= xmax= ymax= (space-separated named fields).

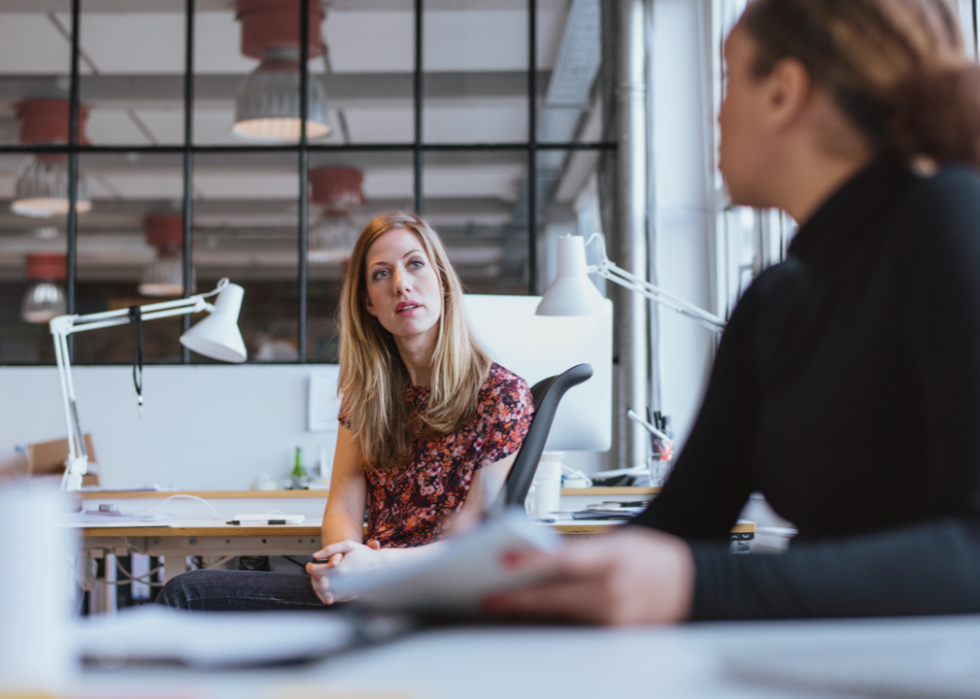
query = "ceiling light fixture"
xmin=11 ymin=99 xmax=92 ymax=219
xmin=139 ymin=214 xmax=194 ymax=297
xmin=232 ymin=0 xmax=330 ymax=143
xmin=308 ymin=166 xmax=364 ymax=263
xmin=21 ymin=251 xmax=67 ymax=324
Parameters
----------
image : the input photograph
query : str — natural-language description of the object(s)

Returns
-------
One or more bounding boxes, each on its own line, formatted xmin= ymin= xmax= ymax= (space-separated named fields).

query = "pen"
xmin=225 ymin=519 xmax=287 ymax=525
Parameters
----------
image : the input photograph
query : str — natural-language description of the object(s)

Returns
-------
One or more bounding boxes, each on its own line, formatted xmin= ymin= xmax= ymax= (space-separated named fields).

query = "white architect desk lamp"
xmin=48 ymin=278 xmax=247 ymax=491
xmin=535 ymin=233 xmax=726 ymax=332
xmin=535 ymin=234 xmax=725 ymax=471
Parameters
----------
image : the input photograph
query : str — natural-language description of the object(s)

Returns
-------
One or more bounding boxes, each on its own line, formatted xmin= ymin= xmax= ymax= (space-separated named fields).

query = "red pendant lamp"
xmin=232 ymin=0 xmax=331 ymax=143
xmin=12 ymin=98 xmax=93 ymax=218
xmin=308 ymin=166 xmax=364 ymax=263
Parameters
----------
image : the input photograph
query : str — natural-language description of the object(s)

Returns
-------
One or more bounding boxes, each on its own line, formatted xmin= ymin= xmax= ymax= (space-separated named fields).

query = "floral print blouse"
xmin=340 ymin=363 xmax=533 ymax=548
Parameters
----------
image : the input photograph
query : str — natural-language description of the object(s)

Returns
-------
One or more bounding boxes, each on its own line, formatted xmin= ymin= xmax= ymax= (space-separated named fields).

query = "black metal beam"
xmin=528 ymin=0 xmax=538 ymax=295
xmin=66 ymin=0 xmax=81 ymax=362
xmin=414 ymin=0 xmax=424 ymax=213
xmin=0 ymin=142 xmax=616 ymax=155
xmin=181 ymin=0 xmax=196 ymax=364
xmin=298 ymin=0 xmax=311 ymax=362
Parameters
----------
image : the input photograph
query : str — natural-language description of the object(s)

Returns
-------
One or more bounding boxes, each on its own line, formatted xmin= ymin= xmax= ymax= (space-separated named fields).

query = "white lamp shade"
xmin=11 ymin=156 xmax=92 ymax=219
xmin=180 ymin=282 xmax=247 ymax=363
xmin=231 ymin=59 xmax=330 ymax=144
xmin=536 ymin=235 xmax=608 ymax=316
xmin=21 ymin=280 xmax=66 ymax=323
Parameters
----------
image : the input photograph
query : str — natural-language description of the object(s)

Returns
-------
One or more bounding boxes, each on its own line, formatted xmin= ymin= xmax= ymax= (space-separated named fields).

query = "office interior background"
xmin=2 ymin=0 xmax=979 ymax=488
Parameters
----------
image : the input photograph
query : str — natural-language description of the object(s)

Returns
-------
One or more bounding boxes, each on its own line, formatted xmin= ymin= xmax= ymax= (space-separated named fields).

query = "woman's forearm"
xmin=321 ymin=511 xmax=363 ymax=547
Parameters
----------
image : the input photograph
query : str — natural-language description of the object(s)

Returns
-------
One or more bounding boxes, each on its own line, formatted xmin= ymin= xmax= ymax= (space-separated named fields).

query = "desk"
xmin=76 ymin=489 xmax=754 ymax=613
xmin=71 ymin=613 xmax=980 ymax=699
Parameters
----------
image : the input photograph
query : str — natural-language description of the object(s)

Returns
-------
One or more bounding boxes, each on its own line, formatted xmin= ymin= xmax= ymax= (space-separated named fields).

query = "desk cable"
xmin=131 ymin=494 xmax=226 ymax=520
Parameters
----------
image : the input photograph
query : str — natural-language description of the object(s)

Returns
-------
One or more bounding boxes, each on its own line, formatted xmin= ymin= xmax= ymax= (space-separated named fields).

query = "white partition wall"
xmin=0 ymin=364 xmax=339 ymax=490
xmin=463 ymin=294 xmax=612 ymax=453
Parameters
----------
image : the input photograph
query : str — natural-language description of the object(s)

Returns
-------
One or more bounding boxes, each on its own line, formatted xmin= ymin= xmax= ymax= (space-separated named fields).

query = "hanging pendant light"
xmin=308 ymin=166 xmax=364 ymax=263
xmin=11 ymin=99 xmax=92 ymax=219
xmin=232 ymin=0 xmax=330 ymax=143
xmin=140 ymin=214 xmax=194 ymax=297
xmin=21 ymin=251 xmax=67 ymax=324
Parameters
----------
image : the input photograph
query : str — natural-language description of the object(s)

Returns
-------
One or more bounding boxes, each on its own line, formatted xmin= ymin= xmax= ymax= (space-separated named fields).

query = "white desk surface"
xmin=73 ymin=613 xmax=980 ymax=699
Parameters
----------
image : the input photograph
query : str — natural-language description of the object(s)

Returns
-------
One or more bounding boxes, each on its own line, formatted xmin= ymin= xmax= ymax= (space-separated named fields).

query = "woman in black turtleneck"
xmin=485 ymin=0 xmax=980 ymax=624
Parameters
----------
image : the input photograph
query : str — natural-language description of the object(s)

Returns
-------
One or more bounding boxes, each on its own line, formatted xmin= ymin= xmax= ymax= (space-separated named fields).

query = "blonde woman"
xmin=157 ymin=212 xmax=533 ymax=611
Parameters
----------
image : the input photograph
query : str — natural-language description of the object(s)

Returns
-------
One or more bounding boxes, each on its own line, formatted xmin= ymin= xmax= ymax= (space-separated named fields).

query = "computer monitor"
xmin=463 ymin=295 xmax=612 ymax=452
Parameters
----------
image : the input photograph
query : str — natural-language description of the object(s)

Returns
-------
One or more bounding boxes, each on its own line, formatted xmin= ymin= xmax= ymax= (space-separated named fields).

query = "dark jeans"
xmin=156 ymin=569 xmax=332 ymax=611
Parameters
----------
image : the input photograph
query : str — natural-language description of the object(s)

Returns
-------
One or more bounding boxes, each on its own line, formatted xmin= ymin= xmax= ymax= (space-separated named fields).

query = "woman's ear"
xmin=765 ymin=57 xmax=812 ymax=130
xmin=364 ymin=293 xmax=378 ymax=317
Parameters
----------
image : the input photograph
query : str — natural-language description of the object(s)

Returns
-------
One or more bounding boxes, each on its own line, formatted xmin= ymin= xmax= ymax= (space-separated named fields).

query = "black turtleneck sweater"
xmin=631 ymin=157 xmax=980 ymax=620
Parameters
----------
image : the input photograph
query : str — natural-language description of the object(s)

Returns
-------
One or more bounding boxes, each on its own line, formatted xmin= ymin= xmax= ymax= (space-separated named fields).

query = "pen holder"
xmin=648 ymin=453 xmax=674 ymax=488
xmin=0 ymin=484 xmax=77 ymax=691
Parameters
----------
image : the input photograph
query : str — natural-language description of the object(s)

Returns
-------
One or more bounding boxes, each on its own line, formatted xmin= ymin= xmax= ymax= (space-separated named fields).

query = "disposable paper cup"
xmin=0 ymin=484 xmax=77 ymax=691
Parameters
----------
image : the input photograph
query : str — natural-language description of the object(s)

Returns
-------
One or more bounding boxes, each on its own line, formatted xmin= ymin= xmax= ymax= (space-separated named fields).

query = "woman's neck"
xmin=779 ymin=151 xmax=874 ymax=224
xmin=394 ymin=331 xmax=438 ymax=387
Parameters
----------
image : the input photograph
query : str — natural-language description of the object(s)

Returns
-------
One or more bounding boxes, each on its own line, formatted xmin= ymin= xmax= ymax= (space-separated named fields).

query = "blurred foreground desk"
xmin=75 ymin=614 xmax=980 ymax=699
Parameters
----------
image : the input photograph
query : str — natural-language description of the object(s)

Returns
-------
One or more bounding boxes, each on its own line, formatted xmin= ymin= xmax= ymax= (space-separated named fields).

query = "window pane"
xmin=536 ymin=0 xmax=605 ymax=144
xmin=422 ymin=149 xmax=526 ymax=294
xmin=320 ymin=1 xmax=415 ymax=144
xmin=193 ymin=151 xmax=299 ymax=363
xmin=74 ymin=152 xmax=185 ymax=364
xmin=80 ymin=3 xmax=186 ymax=146
xmin=422 ymin=2 xmax=529 ymax=144
xmin=0 ymin=3 xmax=72 ymax=363
xmin=0 ymin=190 xmax=66 ymax=364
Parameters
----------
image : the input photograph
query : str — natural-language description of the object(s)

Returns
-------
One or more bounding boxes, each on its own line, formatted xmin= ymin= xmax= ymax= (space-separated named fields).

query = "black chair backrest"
xmin=495 ymin=363 xmax=593 ymax=511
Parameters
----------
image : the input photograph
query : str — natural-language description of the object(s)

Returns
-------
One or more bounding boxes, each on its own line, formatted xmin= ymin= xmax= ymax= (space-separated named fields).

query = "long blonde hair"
xmin=338 ymin=211 xmax=491 ymax=470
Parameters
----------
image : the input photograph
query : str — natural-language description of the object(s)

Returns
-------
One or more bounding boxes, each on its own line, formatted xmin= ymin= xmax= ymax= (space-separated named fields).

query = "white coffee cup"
xmin=533 ymin=454 xmax=563 ymax=517
xmin=0 ymin=484 xmax=77 ymax=691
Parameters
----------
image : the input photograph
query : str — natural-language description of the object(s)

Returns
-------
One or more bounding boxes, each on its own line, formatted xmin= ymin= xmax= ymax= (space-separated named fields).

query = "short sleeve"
xmin=477 ymin=375 xmax=534 ymax=469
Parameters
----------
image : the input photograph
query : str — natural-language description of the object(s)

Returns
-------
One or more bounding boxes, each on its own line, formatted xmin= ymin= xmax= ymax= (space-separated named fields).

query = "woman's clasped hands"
xmin=306 ymin=538 xmax=384 ymax=605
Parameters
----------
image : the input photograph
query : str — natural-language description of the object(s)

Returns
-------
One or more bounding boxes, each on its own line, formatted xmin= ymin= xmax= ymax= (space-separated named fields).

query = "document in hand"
xmin=329 ymin=509 xmax=561 ymax=613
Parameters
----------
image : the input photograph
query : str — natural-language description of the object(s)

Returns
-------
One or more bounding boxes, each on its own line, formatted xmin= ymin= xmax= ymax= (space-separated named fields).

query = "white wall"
xmin=0 ymin=294 xmax=613 ymax=489
xmin=0 ymin=364 xmax=339 ymax=490
xmin=648 ymin=0 xmax=718 ymax=447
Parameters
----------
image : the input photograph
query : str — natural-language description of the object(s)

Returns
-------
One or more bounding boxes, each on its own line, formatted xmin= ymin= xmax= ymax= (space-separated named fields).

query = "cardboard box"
xmin=28 ymin=435 xmax=100 ymax=487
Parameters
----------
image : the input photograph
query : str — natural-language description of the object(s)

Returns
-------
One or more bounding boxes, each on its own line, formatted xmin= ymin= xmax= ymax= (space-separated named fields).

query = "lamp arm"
xmin=593 ymin=261 xmax=726 ymax=332
xmin=47 ymin=278 xmax=230 ymax=491
xmin=582 ymin=232 xmax=726 ymax=333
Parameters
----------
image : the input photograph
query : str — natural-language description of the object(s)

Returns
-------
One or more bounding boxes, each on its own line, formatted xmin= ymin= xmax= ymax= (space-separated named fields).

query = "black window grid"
xmin=0 ymin=0 xmax=617 ymax=365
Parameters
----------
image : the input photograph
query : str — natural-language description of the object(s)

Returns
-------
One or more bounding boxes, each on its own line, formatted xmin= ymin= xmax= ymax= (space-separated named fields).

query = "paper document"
xmin=329 ymin=508 xmax=560 ymax=613
xmin=75 ymin=605 xmax=355 ymax=668
xmin=231 ymin=513 xmax=305 ymax=525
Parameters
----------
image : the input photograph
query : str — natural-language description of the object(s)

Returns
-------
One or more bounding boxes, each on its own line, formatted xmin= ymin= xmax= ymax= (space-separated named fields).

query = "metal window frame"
xmin=0 ymin=0 xmax=617 ymax=366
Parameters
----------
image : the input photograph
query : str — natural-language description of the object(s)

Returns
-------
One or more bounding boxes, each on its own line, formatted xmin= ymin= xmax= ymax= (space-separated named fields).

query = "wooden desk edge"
xmin=79 ymin=490 xmax=330 ymax=500
xmin=80 ymin=486 xmax=660 ymax=500
xmin=81 ymin=521 xmax=756 ymax=537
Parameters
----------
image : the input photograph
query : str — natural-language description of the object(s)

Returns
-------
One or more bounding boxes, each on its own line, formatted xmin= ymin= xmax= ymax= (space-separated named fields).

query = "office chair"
xmin=493 ymin=363 xmax=593 ymax=512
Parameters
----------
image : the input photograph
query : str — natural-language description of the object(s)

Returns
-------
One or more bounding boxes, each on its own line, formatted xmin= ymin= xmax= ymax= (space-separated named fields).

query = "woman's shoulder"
xmin=900 ymin=164 xmax=980 ymax=225
xmin=478 ymin=363 xmax=533 ymax=410
xmin=483 ymin=362 xmax=530 ymax=389
xmin=891 ymin=164 xmax=980 ymax=267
